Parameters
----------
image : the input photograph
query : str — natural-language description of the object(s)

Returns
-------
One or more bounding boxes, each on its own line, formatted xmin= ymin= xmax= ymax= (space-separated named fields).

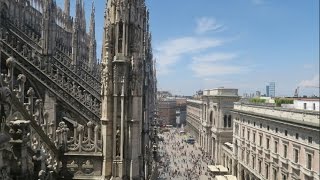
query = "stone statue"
xmin=115 ymin=126 xmax=120 ymax=156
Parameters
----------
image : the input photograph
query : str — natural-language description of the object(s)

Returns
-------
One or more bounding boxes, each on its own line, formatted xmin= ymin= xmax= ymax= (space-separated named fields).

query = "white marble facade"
xmin=230 ymin=103 xmax=320 ymax=180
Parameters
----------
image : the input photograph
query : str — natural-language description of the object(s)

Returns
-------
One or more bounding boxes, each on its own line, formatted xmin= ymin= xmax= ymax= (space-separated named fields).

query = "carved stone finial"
xmin=27 ymin=87 xmax=35 ymax=96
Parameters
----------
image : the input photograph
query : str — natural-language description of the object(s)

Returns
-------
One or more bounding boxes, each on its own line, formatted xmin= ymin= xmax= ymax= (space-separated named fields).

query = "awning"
xmin=224 ymin=142 xmax=233 ymax=149
xmin=214 ymin=175 xmax=237 ymax=180
xmin=207 ymin=165 xmax=228 ymax=173
xmin=216 ymin=165 xmax=228 ymax=172
xmin=208 ymin=165 xmax=219 ymax=172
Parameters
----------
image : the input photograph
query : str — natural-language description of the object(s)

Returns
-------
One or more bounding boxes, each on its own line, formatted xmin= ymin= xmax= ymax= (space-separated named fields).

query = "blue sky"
xmin=57 ymin=0 xmax=319 ymax=97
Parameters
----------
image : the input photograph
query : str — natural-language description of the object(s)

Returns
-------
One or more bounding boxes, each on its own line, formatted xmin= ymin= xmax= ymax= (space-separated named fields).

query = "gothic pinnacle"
xmin=64 ymin=0 xmax=70 ymax=15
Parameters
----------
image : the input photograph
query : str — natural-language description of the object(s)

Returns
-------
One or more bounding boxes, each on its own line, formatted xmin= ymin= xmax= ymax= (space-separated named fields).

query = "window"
xmin=282 ymin=174 xmax=287 ymax=180
xmin=118 ymin=21 xmax=123 ymax=53
xmin=260 ymin=123 xmax=262 ymax=128
xmin=242 ymin=128 xmax=245 ymax=138
xmin=284 ymin=130 xmax=287 ymax=136
xmin=274 ymin=141 xmax=278 ymax=153
xmin=267 ymin=126 xmax=270 ymax=130
xmin=241 ymin=150 xmax=244 ymax=161
xmin=275 ymin=128 xmax=278 ymax=133
xmin=294 ymin=149 xmax=299 ymax=163
xmin=258 ymin=160 xmax=262 ymax=173
xmin=304 ymin=103 xmax=307 ymax=109
xmin=307 ymin=154 xmax=312 ymax=170
xmin=254 ymin=122 xmax=256 ymax=126
xmin=308 ymin=136 xmax=312 ymax=144
xmin=224 ymin=115 xmax=227 ymax=127
xmin=253 ymin=132 xmax=256 ymax=143
xmin=235 ymin=124 xmax=239 ymax=135
xmin=273 ymin=169 xmax=277 ymax=180
xmin=313 ymin=103 xmax=316 ymax=110
xmin=228 ymin=115 xmax=232 ymax=127
xmin=252 ymin=156 xmax=255 ymax=169
xmin=246 ymin=152 xmax=249 ymax=164
xmin=259 ymin=135 xmax=262 ymax=146
xmin=247 ymin=130 xmax=250 ymax=140
xmin=295 ymin=133 xmax=299 ymax=139
xmin=266 ymin=138 xmax=270 ymax=149
xmin=265 ymin=164 xmax=269 ymax=179
xmin=283 ymin=144 xmax=287 ymax=158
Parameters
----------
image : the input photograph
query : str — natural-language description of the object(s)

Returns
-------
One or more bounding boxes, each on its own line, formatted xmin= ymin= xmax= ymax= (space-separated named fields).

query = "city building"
xmin=176 ymin=97 xmax=187 ymax=126
xmin=266 ymin=82 xmax=276 ymax=97
xmin=186 ymin=99 xmax=203 ymax=140
xmin=158 ymin=98 xmax=177 ymax=126
xmin=186 ymin=88 xmax=240 ymax=164
xmin=255 ymin=91 xmax=261 ymax=97
xmin=157 ymin=91 xmax=172 ymax=99
xmin=281 ymin=98 xmax=320 ymax=111
xmin=266 ymin=86 xmax=270 ymax=97
xmin=200 ymin=88 xmax=240 ymax=164
xmin=229 ymin=102 xmax=320 ymax=180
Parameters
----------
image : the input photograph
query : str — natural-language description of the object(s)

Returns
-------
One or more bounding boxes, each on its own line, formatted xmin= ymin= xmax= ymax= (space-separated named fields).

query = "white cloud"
xmin=190 ymin=52 xmax=248 ymax=77
xmin=155 ymin=37 xmax=225 ymax=75
xmin=192 ymin=52 xmax=238 ymax=63
xmin=191 ymin=62 xmax=248 ymax=77
xmin=195 ymin=17 xmax=224 ymax=34
xmin=299 ymin=75 xmax=320 ymax=88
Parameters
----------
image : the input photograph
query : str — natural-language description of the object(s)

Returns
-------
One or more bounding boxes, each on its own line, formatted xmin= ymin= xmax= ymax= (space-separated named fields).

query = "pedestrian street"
xmin=157 ymin=128 xmax=214 ymax=180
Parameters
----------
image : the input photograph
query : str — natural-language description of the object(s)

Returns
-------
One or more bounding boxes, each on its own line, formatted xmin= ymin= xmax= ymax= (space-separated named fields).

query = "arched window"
xmin=228 ymin=115 xmax=232 ymax=127
xmin=224 ymin=115 xmax=227 ymax=127
xmin=210 ymin=111 xmax=213 ymax=124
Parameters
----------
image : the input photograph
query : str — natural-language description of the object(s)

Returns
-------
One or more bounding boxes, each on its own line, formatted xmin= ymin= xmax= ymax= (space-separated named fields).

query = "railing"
xmin=0 ymin=56 xmax=102 ymax=178
xmin=0 ymin=24 xmax=101 ymax=123
xmin=5 ymin=19 xmax=101 ymax=94
xmin=0 ymin=57 xmax=59 ymax=178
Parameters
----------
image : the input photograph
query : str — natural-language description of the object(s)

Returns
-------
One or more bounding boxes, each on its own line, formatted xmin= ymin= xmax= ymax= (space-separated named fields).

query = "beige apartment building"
xmin=200 ymin=88 xmax=240 ymax=164
xmin=158 ymin=98 xmax=177 ymax=126
xmin=227 ymin=102 xmax=320 ymax=180
xmin=186 ymin=99 xmax=203 ymax=140
xmin=186 ymin=88 xmax=240 ymax=164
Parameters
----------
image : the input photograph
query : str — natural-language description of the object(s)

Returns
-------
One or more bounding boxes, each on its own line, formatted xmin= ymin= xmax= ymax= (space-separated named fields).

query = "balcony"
xmin=290 ymin=161 xmax=301 ymax=170
xmin=301 ymin=166 xmax=316 ymax=177
xmin=256 ymin=145 xmax=262 ymax=151
xmin=279 ymin=156 xmax=289 ymax=164
xmin=240 ymin=137 xmax=245 ymax=144
xmin=250 ymin=141 xmax=256 ymax=147
xmin=271 ymin=151 xmax=279 ymax=159
xmin=245 ymin=139 xmax=250 ymax=145
xmin=263 ymin=148 xmax=271 ymax=155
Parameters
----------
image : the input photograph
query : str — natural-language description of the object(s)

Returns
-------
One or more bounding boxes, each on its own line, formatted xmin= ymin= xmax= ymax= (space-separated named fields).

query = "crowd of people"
xmin=157 ymin=128 xmax=214 ymax=180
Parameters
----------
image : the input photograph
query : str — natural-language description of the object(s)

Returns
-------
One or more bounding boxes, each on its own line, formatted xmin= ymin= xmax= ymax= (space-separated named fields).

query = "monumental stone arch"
xmin=0 ymin=0 xmax=157 ymax=179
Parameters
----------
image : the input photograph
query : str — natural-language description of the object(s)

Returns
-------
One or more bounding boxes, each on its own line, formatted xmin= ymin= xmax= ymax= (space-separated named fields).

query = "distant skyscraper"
xmin=266 ymin=82 xmax=275 ymax=97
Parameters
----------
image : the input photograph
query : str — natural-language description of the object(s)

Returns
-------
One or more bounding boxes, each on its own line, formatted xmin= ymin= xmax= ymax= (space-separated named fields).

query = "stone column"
xmin=112 ymin=90 xmax=119 ymax=176
xmin=101 ymin=119 xmax=113 ymax=178
xmin=214 ymin=139 xmax=218 ymax=163
xmin=129 ymin=96 xmax=142 ymax=179
xmin=204 ymin=134 xmax=207 ymax=152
